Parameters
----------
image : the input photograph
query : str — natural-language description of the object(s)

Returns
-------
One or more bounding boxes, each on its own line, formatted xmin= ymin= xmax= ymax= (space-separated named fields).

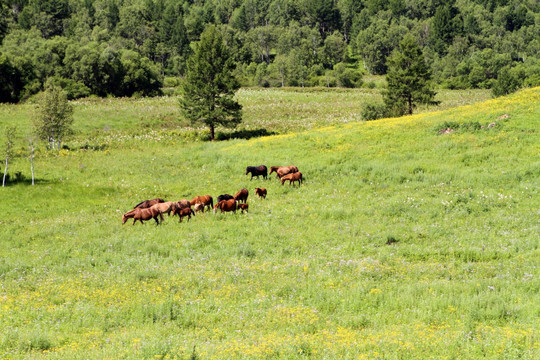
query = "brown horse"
xmin=255 ymin=187 xmax=267 ymax=199
xmin=269 ymin=166 xmax=282 ymax=175
xmin=177 ymin=207 xmax=195 ymax=222
xmin=171 ymin=200 xmax=191 ymax=217
xmin=213 ymin=199 xmax=237 ymax=213
xmin=190 ymin=195 xmax=213 ymax=212
xmin=234 ymin=188 xmax=248 ymax=203
xmin=151 ymin=201 xmax=177 ymax=221
xmin=277 ymin=166 xmax=299 ymax=178
xmin=281 ymin=171 xmax=303 ymax=186
xmin=134 ymin=198 xmax=165 ymax=209
xmin=122 ymin=207 xmax=161 ymax=225
xmin=193 ymin=203 xmax=204 ymax=213
xmin=238 ymin=203 xmax=249 ymax=213
xmin=246 ymin=165 xmax=267 ymax=180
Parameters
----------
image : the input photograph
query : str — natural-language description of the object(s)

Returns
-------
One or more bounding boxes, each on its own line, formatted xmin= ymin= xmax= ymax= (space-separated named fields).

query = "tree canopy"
xmin=0 ymin=0 xmax=537 ymax=102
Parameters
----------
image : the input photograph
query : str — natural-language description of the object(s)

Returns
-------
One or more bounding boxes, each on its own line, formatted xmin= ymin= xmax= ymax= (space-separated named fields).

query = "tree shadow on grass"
xmin=1 ymin=172 xmax=51 ymax=186
xmin=215 ymin=128 xmax=277 ymax=141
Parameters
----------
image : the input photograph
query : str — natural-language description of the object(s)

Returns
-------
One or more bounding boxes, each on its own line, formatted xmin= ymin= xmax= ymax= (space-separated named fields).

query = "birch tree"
xmin=34 ymin=83 xmax=73 ymax=150
xmin=2 ymin=126 xmax=16 ymax=187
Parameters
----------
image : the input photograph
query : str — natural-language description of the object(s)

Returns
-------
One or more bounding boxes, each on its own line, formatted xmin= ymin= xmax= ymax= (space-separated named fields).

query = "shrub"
xmin=362 ymin=102 xmax=387 ymax=121
xmin=492 ymin=67 xmax=519 ymax=97
xmin=48 ymin=76 xmax=90 ymax=100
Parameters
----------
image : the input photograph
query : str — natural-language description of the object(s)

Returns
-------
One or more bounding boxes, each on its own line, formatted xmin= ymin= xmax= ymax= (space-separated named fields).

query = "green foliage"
xmin=430 ymin=2 xmax=463 ymax=55
xmin=492 ymin=66 xmax=519 ymax=97
xmin=384 ymin=36 xmax=439 ymax=115
xmin=47 ymin=76 xmax=91 ymax=100
xmin=34 ymin=83 xmax=73 ymax=150
xmin=0 ymin=0 xmax=538 ymax=101
xmin=0 ymin=52 xmax=23 ymax=103
xmin=361 ymin=102 xmax=387 ymax=121
xmin=180 ymin=25 xmax=242 ymax=141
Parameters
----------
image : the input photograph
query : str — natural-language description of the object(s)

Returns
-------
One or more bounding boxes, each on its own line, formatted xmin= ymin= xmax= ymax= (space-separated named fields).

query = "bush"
xmin=163 ymin=77 xmax=180 ymax=87
xmin=334 ymin=63 xmax=363 ymax=88
xmin=362 ymin=102 xmax=387 ymax=121
xmin=48 ymin=76 xmax=90 ymax=100
xmin=492 ymin=67 xmax=519 ymax=97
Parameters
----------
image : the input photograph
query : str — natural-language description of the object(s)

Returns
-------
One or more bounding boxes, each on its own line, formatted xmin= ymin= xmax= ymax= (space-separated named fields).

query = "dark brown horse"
xmin=171 ymin=200 xmax=191 ymax=217
xmin=190 ymin=195 xmax=213 ymax=212
xmin=213 ymin=199 xmax=237 ymax=213
xmin=246 ymin=165 xmax=267 ymax=180
xmin=255 ymin=187 xmax=267 ymax=199
xmin=134 ymin=198 xmax=165 ymax=209
xmin=281 ymin=171 xmax=303 ymax=186
xmin=176 ymin=207 xmax=195 ymax=222
xmin=234 ymin=188 xmax=249 ymax=203
xmin=217 ymin=194 xmax=234 ymax=203
xmin=122 ymin=206 xmax=161 ymax=225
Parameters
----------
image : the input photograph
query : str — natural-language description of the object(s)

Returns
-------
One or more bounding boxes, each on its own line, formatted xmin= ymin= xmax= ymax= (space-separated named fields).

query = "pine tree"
xmin=384 ymin=36 xmax=439 ymax=116
xmin=179 ymin=25 xmax=242 ymax=141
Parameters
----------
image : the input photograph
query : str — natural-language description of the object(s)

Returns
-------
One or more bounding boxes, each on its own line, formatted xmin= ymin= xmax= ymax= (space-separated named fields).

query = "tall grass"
xmin=0 ymin=87 xmax=538 ymax=359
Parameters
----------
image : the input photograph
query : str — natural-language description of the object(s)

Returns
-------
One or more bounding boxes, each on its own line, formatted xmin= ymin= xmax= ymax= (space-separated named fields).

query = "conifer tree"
xmin=179 ymin=25 xmax=242 ymax=141
xmin=384 ymin=36 xmax=439 ymax=116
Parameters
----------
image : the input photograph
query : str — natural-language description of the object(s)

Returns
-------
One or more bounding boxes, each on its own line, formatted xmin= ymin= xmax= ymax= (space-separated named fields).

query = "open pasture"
xmin=0 ymin=88 xmax=538 ymax=359
xmin=0 ymin=87 xmax=491 ymax=139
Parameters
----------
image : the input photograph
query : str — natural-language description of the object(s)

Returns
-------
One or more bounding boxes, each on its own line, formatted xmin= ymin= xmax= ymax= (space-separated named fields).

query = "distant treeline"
xmin=0 ymin=0 xmax=539 ymax=102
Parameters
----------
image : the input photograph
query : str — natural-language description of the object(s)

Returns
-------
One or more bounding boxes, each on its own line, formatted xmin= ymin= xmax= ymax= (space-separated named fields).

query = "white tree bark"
xmin=2 ymin=156 xmax=8 ymax=187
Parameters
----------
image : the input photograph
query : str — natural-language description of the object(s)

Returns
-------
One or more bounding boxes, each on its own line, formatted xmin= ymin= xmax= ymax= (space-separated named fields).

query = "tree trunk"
xmin=30 ymin=140 xmax=35 ymax=186
xmin=210 ymin=124 xmax=215 ymax=141
xmin=408 ymin=95 xmax=413 ymax=115
xmin=2 ymin=156 xmax=8 ymax=187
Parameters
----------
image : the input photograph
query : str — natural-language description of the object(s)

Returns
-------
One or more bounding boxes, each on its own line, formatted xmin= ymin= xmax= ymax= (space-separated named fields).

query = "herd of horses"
xmin=122 ymin=165 xmax=302 ymax=225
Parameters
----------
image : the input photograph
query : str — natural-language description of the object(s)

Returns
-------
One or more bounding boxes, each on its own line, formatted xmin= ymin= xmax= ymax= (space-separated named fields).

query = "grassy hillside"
xmin=0 ymin=88 xmax=538 ymax=359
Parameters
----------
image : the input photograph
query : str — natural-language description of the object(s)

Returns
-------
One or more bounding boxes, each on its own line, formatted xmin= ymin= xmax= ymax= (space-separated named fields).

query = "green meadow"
xmin=0 ymin=87 xmax=538 ymax=359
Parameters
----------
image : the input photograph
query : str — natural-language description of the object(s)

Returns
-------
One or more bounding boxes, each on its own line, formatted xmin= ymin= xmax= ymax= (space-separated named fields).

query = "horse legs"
xmin=154 ymin=216 xmax=160 ymax=225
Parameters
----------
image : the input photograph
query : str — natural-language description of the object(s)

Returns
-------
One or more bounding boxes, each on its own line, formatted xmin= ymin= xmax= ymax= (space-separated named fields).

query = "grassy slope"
xmin=0 ymin=88 xmax=538 ymax=359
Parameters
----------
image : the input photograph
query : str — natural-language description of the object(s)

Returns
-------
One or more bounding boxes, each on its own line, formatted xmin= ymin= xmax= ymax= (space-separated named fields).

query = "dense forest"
xmin=0 ymin=0 xmax=539 ymax=102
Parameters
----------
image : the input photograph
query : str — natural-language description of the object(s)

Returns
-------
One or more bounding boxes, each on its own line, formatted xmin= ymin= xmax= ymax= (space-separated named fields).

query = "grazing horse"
xmin=193 ymin=203 xmax=204 ymax=213
xmin=213 ymin=199 xmax=237 ymax=213
xmin=190 ymin=195 xmax=213 ymax=212
xmin=217 ymin=194 xmax=234 ymax=203
xmin=171 ymin=200 xmax=191 ymax=218
xmin=122 ymin=207 xmax=161 ymax=225
xmin=245 ymin=165 xmax=267 ymax=180
xmin=177 ymin=207 xmax=195 ymax=222
xmin=234 ymin=188 xmax=249 ymax=203
xmin=134 ymin=198 xmax=165 ymax=209
xmin=255 ymin=187 xmax=267 ymax=199
xmin=281 ymin=171 xmax=303 ymax=186
xmin=238 ymin=203 xmax=249 ymax=213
